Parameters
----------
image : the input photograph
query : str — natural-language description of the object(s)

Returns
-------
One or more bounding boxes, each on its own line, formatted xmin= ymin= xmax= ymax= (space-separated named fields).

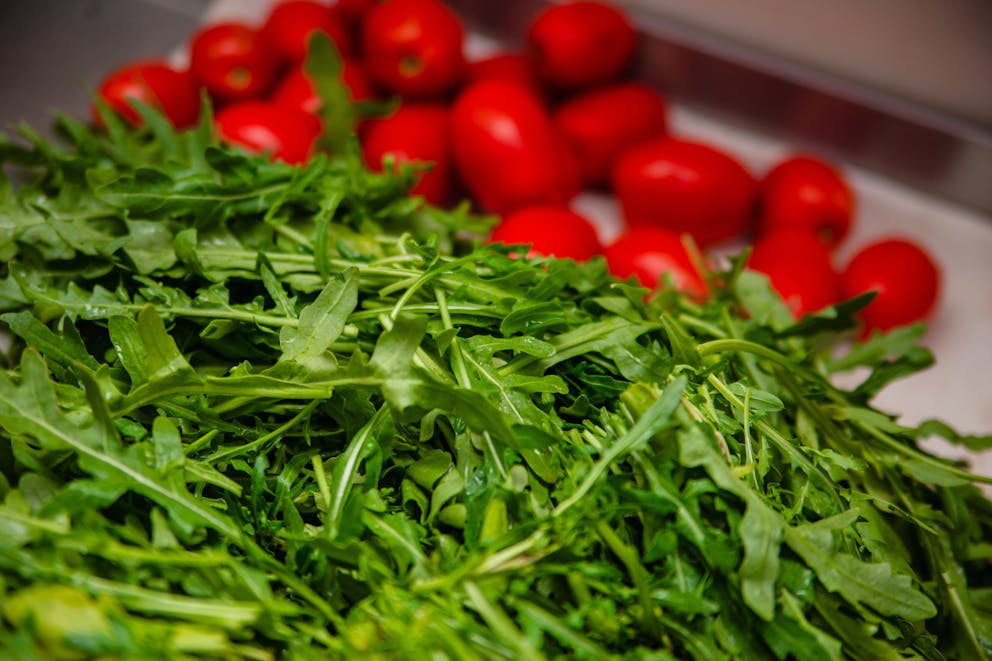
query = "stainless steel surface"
xmin=448 ymin=0 xmax=992 ymax=216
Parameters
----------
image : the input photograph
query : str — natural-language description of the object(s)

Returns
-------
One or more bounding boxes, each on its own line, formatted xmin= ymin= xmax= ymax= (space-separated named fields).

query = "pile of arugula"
xmin=1 ymin=91 xmax=991 ymax=660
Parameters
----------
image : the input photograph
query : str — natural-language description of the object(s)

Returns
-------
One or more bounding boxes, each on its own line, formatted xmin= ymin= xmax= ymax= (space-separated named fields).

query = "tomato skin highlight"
xmin=94 ymin=60 xmax=200 ymax=129
xmin=841 ymin=237 xmax=940 ymax=335
xmin=526 ymin=0 xmax=637 ymax=90
xmin=261 ymin=0 xmax=353 ymax=65
xmin=361 ymin=0 xmax=466 ymax=98
xmin=554 ymin=82 xmax=668 ymax=187
xmin=747 ymin=230 xmax=841 ymax=318
xmin=361 ymin=104 xmax=453 ymax=206
xmin=450 ymin=80 xmax=578 ymax=214
xmin=489 ymin=206 xmax=603 ymax=261
xmin=215 ymin=102 xmax=322 ymax=164
xmin=612 ymin=137 xmax=757 ymax=246
xmin=604 ymin=227 xmax=706 ymax=297
xmin=189 ymin=23 xmax=279 ymax=104
xmin=758 ymin=154 xmax=855 ymax=247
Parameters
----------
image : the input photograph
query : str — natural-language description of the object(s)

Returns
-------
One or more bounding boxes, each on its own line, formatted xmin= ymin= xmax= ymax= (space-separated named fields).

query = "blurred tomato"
xmin=190 ymin=22 xmax=278 ymax=104
xmin=604 ymin=227 xmax=706 ymax=297
xmin=450 ymin=80 xmax=579 ymax=214
xmin=362 ymin=0 xmax=466 ymax=98
xmin=465 ymin=52 xmax=543 ymax=97
xmin=526 ymin=0 xmax=636 ymax=89
xmin=94 ymin=60 xmax=200 ymax=129
xmin=747 ymin=230 xmax=841 ymax=318
xmin=554 ymin=82 xmax=667 ymax=187
xmin=612 ymin=137 xmax=756 ymax=246
xmin=362 ymin=104 xmax=453 ymax=205
xmin=758 ymin=154 xmax=854 ymax=247
xmin=841 ymin=237 xmax=940 ymax=335
xmin=261 ymin=0 xmax=352 ymax=65
xmin=215 ymin=102 xmax=322 ymax=164
xmin=271 ymin=59 xmax=374 ymax=116
xmin=489 ymin=206 xmax=603 ymax=261
xmin=333 ymin=0 xmax=376 ymax=26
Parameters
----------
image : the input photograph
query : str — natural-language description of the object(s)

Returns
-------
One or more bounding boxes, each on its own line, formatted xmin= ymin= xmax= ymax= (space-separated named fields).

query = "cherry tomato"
xmin=526 ymin=1 xmax=636 ymax=90
xmin=215 ymin=102 xmax=322 ymax=164
xmin=94 ymin=60 xmax=200 ymax=129
xmin=747 ymin=230 xmax=841 ymax=318
xmin=333 ymin=0 xmax=376 ymax=26
xmin=758 ymin=154 xmax=855 ymax=248
xmin=465 ymin=52 xmax=543 ymax=97
xmin=362 ymin=0 xmax=466 ymax=98
xmin=554 ymin=82 xmax=668 ymax=187
xmin=261 ymin=0 xmax=353 ymax=65
xmin=840 ymin=237 xmax=940 ymax=335
xmin=489 ymin=206 xmax=603 ymax=261
xmin=271 ymin=59 xmax=374 ymax=116
xmin=450 ymin=80 xmax=579 ymax=214
xmin=604 ymin=227 xmax=706 ymax=297
xmin=189 ymin=22 xmax=278 ymax=104
xmin=612 ymin=137 xmax=757 ymax=246
xmin=362 ymin=104 xmax=453 ymax=206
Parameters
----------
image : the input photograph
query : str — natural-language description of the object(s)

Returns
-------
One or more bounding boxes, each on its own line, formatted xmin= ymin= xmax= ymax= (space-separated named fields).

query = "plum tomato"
xmin=489 ymin=206 xmax=603 ymax=261
xmin=94 ymin=60 xmax=200 ymax=129
xmin=840 ymin=237 xmax=940 ymax=335
xmin=747 ymin=230 xmax=841 ymax=318
xmin=361 ymin=104 xmax=453 ymax=206
xmin=526 ymin=1 xmax=636 ymax=90
xmin=450 ymin=80 xmax=579 ymax=214
xmin=604 ymin=227 xmax=706 ymax=297
xmin=189 ymin=22 xmax=279 ymax=104
xmin=271 ymin=59 xmax=374 ymax=116
xmin=465 ymin=52 xmax=543 ymax=97
xmin=261 ymin=0 xmax=353 ymax=65
xmin=362 ymin=0 xmax=466 ymax=98
xmin=215 ymin=101 xmax=322 ymax=164
xmin=554 ymin=82 xmax=668 ymax=187
xmin=612 ymin=137 xmax=757 ymax=246
xmin=758 ymin=154 xmax=855 ymax=248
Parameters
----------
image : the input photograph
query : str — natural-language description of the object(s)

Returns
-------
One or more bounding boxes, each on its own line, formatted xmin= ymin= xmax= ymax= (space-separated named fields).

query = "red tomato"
xmin=747 ymin=230 xmax=841 ymax=318
xmin=612 ymin=137 xmax=757 ymax=246
xmin=333 ymin=0 xmax=376 ymax=26
xmin=489 ymin=206 xmax=602 ymax=261
xmin=465 ymin=52 xmax=543 ymax=96
xmin=271 ymin=59 xmax=374 ymax=116
xmin=758 ymin=154 xmax=855 ymax=248
xmin=526 ymin=1 xmax=636 ymax=89
xmin=94 ymin=60 xmax=200 ymax=129
xmin=261 ymin=0 xmax=353 ymax=65
xmin=215 ymin=102 xmax=322 ymax=164
xmin=604 ymin=227 xmax=706 ymax=297
xmin=362 ymin=0 xmax=466 ymax=98
xmin=840 ymin=238 xmax=940 ymax=335
xmin=189 ymin=23 xmax=279 ymax=104
xmin=450 ymin=80 xmax=579 ymax=214
xmin=362 ymin=104 xmax=453 ymax=205
xmin=554 ymin=82 xmax=668 ymax=187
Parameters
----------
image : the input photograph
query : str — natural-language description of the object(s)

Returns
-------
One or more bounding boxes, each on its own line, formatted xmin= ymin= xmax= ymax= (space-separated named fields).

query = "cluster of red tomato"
xmin=93 ymin=0 xmax=939 ymax=337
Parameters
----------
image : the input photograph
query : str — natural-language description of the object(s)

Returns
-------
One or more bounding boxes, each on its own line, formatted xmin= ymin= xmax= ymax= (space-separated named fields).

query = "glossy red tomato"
xmin=747 ymin=230 xmax=841 ymax=318
xmin=465 ymin=52 xmax=543 ymax=96
xmin=215 ymin=102 xmax=322 ymax=164
xmin=261 ymin=0 xmax=353 ymax=65
xmin=450 ymin=80 xmax=579 ymax=214
xmin=758 ymin=154 xmax=855 ymax=248
xmin=362 ymin=104 xmax=453 ymax=205
xmin=554 ymin=82 xmax=668 ymax=187
xmin=840 ymin=237 xmax=940 ymax=335
xmin=604 ymin=228 xmax=706 ymax=297
xmin=489 ymin=206 xmax=603 ymax=261
xmin=94 ymin=60 xmax=200 ymax=129
xmin=189 ymin=22 xmax=278 ymax=104
xmin=526 ymin=1 xmax=636 ymax=89
xmin=362 ymin=0 xmax=466 ymax=98
xmin=271 ymin=59 xmax=374 ymax=116
xmin=612 ymin=137 xmax=757 ymax=246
